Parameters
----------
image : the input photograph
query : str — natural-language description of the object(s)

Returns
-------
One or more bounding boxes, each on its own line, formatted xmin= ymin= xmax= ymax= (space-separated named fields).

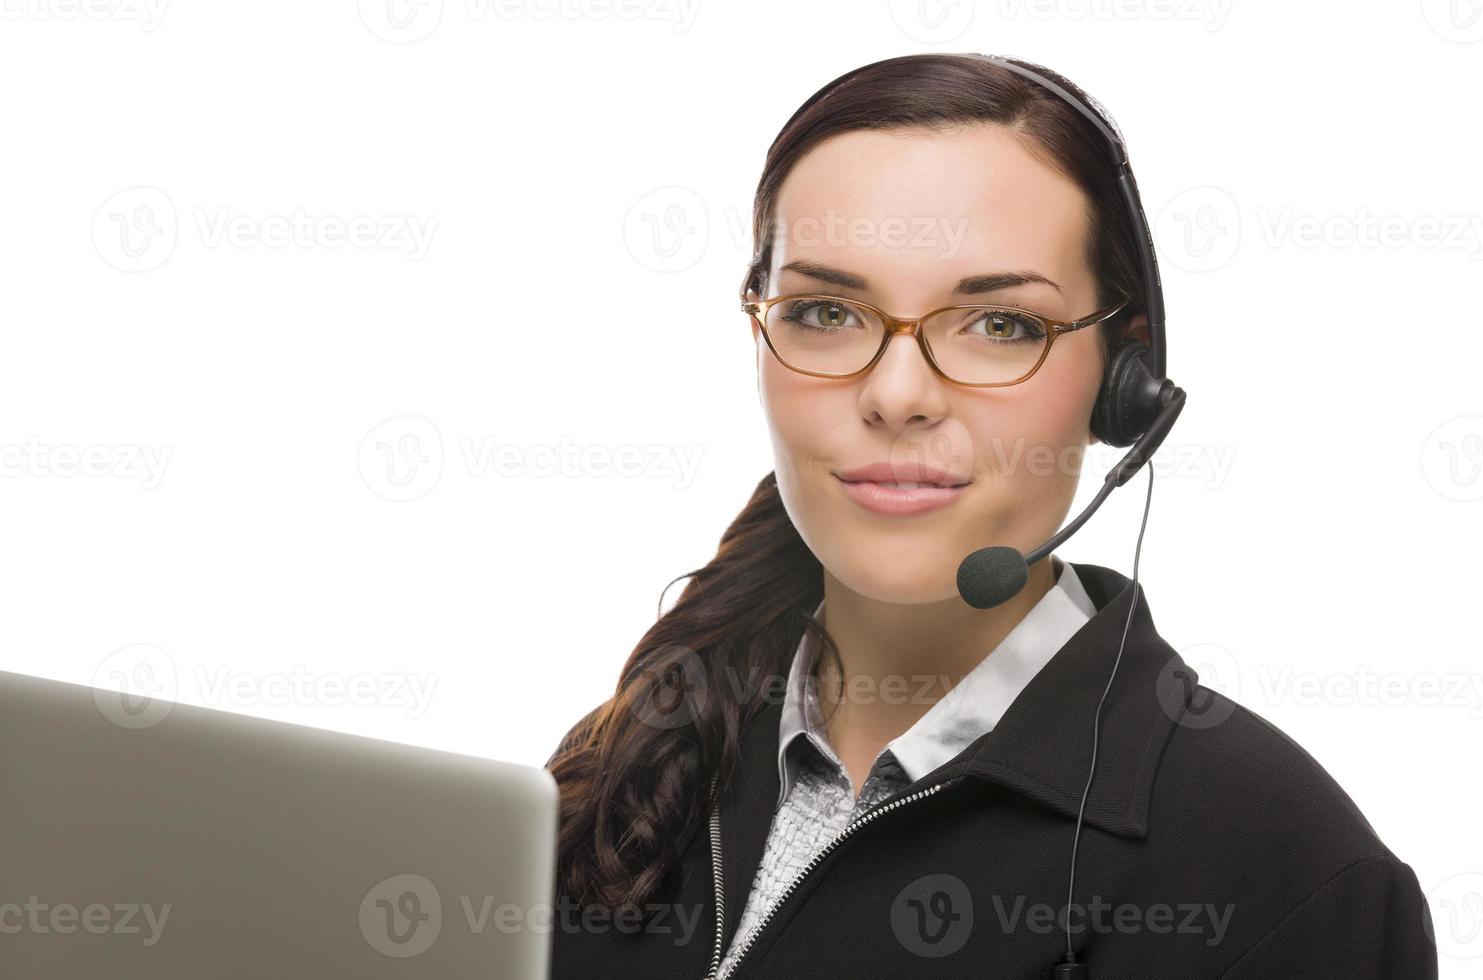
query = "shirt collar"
xmin=718 ymin=561 xmax=1192 ymax=924
xmin=774 ymin=556 xmax=1099 ymax=811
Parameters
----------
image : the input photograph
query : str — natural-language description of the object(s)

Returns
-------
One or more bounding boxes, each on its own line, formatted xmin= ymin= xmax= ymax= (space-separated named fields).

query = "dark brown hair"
xmin=546 ymin=52 xmax=1148 ymax=912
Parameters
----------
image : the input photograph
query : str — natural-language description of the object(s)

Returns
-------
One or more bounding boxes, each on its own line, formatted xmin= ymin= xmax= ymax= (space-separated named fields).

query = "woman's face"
xmin=756 ymin=123 xmax=1139 ymax=606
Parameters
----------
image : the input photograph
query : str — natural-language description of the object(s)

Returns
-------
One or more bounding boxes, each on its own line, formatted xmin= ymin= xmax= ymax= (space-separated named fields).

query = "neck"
xmin=813 ymin=555 xmax=1061 ymax=764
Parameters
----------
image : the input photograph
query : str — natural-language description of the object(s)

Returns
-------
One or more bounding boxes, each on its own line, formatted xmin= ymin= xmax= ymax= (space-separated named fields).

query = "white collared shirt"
xmin=774 ymin=555 xmax=1098 ymax=809
xmin=716 ymin=557 xmax=1097 ymax=979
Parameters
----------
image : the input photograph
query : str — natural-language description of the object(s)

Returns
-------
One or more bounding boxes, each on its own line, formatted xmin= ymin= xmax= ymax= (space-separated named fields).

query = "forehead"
xmin=770 ymin=124 xmax=1091 ymax=295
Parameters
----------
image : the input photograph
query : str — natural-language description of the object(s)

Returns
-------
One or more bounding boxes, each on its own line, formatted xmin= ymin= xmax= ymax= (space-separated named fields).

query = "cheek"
xmin=757 ymin=353 xmax=871 ymax=568
xmin=759 ymin=354 xmax=840 ymax=481
xmin=964 ymin=335 xmax=1102 ymax=481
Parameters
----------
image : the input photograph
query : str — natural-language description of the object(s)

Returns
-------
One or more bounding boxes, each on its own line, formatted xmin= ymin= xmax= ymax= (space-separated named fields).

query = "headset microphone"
xmin=955 ymin=379 xmax=1185 ymax=610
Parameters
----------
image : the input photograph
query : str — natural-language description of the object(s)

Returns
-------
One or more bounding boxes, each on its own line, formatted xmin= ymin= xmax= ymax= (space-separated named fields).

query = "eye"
xmin=776 ymin=299 xmax=867 ymax=332
xmin=959 ymin=308 xmax=1046 ymax=344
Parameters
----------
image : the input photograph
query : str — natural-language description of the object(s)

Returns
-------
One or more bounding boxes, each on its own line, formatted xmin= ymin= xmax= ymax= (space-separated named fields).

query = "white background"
xmin=2 ymin=0 xmax=1480 ymax=969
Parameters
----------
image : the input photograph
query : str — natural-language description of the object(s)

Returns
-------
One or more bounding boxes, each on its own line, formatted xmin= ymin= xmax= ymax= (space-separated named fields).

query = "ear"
xmin=1122 ymin=311 xmax=1150 ymax=348
xmin=1088 ymin=311 xmax=1151 ymax=447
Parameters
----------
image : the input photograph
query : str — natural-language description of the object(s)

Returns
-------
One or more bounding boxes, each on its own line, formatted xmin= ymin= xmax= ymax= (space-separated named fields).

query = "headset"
xmin=952 ymin=53 xmax=1187 ymax=979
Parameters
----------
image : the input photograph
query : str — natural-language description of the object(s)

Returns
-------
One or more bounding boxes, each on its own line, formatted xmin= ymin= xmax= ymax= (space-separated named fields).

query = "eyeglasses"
xmin=742 ymin=292 xmax=1130 ymax=387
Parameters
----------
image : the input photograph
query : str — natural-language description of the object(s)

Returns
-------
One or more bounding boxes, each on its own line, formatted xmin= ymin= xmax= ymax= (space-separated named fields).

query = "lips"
xmin=833 ymin=462 xmax=971 ymax=487
xmin=832 ymin=461 xmax=971 ymax=517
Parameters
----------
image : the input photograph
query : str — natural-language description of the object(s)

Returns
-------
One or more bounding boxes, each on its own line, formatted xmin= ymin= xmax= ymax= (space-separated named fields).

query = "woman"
xmin=546 ymin=53 xmax=1434 ymax=978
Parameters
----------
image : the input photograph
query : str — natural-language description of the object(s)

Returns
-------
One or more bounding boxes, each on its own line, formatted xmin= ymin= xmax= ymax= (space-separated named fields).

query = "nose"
xmin=856 ymin=329 xmax=951 ymax=427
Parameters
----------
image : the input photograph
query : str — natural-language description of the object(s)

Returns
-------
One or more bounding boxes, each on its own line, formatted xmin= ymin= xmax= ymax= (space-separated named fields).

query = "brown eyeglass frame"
xmin=742 ymin=291 xmax=1131 ymax=388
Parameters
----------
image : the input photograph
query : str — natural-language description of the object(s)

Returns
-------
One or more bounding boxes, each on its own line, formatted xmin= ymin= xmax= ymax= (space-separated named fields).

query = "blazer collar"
xmin=717 ymin=562 xmax=1191 ymax=942
xmin=722 ymin=560 xmax=1192 ymax=911
xmin=716 ymin=562 xmax=1192 ymax=940
xmin=947 ymin=560 xmax=1192 ymax=839
xmin=772 ymin=557 xmax=1101 ymax=812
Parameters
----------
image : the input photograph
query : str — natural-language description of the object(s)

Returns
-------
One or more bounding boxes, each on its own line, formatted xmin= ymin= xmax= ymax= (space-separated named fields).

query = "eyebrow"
xmin=777 ymin=259 xmax=1062 ymax=295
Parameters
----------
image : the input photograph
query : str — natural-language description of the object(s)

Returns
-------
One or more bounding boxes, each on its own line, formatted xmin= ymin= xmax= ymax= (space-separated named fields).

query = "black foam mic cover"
xmin=955 ymin=545 xmax=1029 ymax=610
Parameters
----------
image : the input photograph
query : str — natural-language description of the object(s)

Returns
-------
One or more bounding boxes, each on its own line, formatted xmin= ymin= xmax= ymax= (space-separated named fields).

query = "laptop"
xmin=0 ymin=668 xmax=558 ymax=979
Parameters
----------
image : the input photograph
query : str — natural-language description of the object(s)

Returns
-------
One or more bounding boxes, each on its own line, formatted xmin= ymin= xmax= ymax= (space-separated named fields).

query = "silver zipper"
xmin=700 ymin=777 xmax=955 ymax=980
xmin=702 ymin=774 xmax=725 ymax=980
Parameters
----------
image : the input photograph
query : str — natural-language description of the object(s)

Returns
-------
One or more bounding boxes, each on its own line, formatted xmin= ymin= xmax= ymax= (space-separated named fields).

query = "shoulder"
xmin=1158 ymin=688 xmax=1385 ymax=849
xmin=1149 ymin=688 xmax=1436 ymax=975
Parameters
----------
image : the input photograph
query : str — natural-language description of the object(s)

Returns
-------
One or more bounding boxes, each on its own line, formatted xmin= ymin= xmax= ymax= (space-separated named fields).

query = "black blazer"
xmin=549 ymin=562 xmax=1436 ymax=979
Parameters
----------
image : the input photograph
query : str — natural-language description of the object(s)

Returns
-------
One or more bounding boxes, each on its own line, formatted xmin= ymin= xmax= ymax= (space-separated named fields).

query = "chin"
xmin=824 ymin=553 xmax=962 ymax=607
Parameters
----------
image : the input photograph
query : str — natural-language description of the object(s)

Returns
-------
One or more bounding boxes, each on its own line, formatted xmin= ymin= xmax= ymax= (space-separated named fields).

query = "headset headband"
xmin=965 ymin=53 xmax=1167 ymax=380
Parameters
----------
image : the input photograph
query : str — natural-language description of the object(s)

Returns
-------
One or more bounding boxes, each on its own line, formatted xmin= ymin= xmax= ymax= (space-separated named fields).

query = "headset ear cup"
xmin=1091 ymin=340 xmax=1155 ymax=448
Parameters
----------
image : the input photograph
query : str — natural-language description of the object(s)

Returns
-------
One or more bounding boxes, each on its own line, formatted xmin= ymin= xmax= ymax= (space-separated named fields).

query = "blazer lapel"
xmin=955 ymin=561 xmax=1194 ymax=839
xmin=712 ymin=560 xmax=1196 ymax=947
